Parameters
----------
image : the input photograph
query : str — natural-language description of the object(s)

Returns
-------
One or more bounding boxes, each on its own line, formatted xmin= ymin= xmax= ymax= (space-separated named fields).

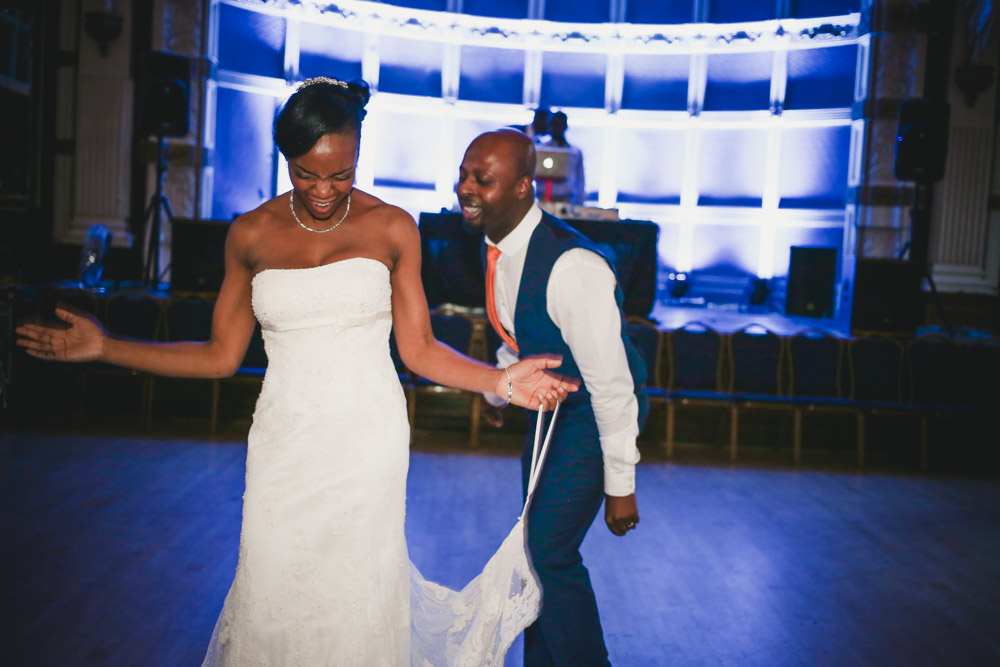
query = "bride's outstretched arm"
xmin=16 ymin=218 xmax=258 ymax=379
xmin=387 ymin=210 xmax=577 ymax=411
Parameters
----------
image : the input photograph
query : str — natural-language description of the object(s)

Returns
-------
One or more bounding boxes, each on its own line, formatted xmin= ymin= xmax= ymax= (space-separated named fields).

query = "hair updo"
xmin=273 ymin=78 xmax=371 ymax=159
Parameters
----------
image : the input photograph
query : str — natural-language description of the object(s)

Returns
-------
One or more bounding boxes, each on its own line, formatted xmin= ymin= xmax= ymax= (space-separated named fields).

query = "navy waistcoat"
xmin=509 ymin=212 xmax=647 ymax=412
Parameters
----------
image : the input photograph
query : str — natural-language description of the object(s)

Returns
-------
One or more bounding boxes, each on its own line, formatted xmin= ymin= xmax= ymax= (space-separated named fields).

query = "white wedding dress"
xmin=202 ymin=257 xmax=546 ymax=667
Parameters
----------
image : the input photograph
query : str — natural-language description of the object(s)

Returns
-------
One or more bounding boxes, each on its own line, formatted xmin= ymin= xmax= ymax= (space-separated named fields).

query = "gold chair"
xmin=406 ymin=305 xmax=485 ymax=448
xmin=625 ymin=316 xmax=668 ymax=452
xmin=663 ymin=321 xmax=731 ymax=458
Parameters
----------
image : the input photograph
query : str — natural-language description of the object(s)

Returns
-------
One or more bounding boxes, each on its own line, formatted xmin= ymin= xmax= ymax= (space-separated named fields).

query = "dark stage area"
xmin=2 ymin=428 xmax=999 ymax=666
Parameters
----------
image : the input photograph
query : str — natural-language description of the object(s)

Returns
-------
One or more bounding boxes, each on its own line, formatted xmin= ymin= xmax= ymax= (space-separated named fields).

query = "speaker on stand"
xmin=881 ymin=97 xmax=953 ymax=336
xmin=139 ymin=51 xmax=190 ymax=288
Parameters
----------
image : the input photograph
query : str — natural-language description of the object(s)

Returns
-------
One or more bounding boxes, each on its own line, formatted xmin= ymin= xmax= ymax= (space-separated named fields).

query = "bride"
xmin=16 ymin=77 xmax=576 ymax=666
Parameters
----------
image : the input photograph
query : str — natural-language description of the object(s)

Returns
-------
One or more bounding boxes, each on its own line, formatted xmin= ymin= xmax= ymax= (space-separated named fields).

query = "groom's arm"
xmin=546 ymin=248 xmax=641 ymax=535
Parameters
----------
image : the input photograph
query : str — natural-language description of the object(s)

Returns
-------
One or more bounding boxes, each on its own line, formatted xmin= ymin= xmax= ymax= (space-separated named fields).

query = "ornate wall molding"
xmin=222 ymin=0 xmax=861 ymax=55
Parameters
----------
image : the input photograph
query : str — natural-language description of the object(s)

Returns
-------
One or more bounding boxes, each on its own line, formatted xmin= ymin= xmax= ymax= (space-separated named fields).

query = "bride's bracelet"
xmin=503 ymin=365 xmax=513 ymax=405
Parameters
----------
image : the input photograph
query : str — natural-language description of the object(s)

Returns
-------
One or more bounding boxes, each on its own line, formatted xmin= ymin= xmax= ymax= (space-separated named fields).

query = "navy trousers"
xmin=521 ymin=401 xmax=611 ymax=667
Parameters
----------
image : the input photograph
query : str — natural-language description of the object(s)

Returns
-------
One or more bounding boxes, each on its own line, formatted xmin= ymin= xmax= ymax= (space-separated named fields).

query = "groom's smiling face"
xmin=456 ymin=131 xmax=535 ymax=243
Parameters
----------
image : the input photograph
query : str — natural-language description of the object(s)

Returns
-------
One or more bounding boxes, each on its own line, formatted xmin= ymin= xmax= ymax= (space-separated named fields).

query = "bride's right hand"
xmin=16 ymin=306 xmax=106 ymax=363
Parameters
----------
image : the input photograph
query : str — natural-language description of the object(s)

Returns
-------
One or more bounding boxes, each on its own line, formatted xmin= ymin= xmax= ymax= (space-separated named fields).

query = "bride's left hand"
xmin=501 ymin=355 xmax=579 ymax=411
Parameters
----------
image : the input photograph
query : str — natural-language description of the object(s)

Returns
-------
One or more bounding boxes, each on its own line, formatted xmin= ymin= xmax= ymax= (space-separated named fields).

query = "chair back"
xmin=37 ymin=286 xmax=99 ymax=321
xmin=165 ymin=297 xmax=215 ymax=342
xmin=788 ymin=327 xmax=843 ymax=398
xmin=728 ymin=323 xmax=784 ymax=395
xmin=104 ymin=289 xmax=162 ymax=341
xmin=625 ymin=317 xmax=664 ymax=388
xmin=962 ymin=337 xmax=1000 ymax=409
xmin=666 ymin=321 xmax=724 ymax=392
xmin=907 ymin=333 xmax=963 ymax=406
xmin=429 ymin=306 xmax=476 ymax=357
xmin=848 ymin=335 xmax=904 ymax=403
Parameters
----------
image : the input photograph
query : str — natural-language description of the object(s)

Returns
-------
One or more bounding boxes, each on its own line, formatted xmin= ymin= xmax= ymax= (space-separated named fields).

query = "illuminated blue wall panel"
xmin=710 ymin=0 xmax=777 ymax=23
xmin=462 ymin=0 xmax=529 ymax=20
xmin=561 ymin=125 xmax=605 ymax=201
xmin=212 ymin=87 xmax=277 ymax=220
xmin=540 ymin=52 xmax=607 ymax=110
xmin=370 ymin=110 xmax=438 ymax=189
xmin=218 ymin=4 xmax=284 ymax=78
xmin=378 ymin=36 xmax=444 ymax=97
xmin=615 ymin=128 xmax=686 ymax=204
xmin=299 ymin=23 xmax=365 ymax=82
xmin=692 ymin=224 xmax=761 ymax=276
xmin=653 ymin=222 xmax=683 ymax=274
xmin=622 ymin=54 xmax=690 ymax=111
xmin=704 ymin=52 xmax=772 ymax=112
xmin=626 ymin=3 xmax=693 ymax=24
xmin=791 ymin=0 xmax=860 ymax=18
xmin=785 ymin=45 xmax=857 ymax=110
xmin=778 ymin=125 xmax=850 ymax=209
xmin=459 ymin=45 xmax=523 ymax=103
xmin=544 ymin=0 xmax=611 ymax=23
xmin=386 ymin=0 xmax=448 ymax=10
xmin=697 ymin=128 xmax=767 ymax=207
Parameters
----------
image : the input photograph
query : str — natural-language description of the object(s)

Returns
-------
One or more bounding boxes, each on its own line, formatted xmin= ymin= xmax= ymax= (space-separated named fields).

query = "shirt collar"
xmin=487 ymin=203 xmax=541 ymax=257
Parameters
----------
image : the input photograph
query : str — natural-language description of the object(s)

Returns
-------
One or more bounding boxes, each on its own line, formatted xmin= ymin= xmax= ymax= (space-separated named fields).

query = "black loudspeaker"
xmin=170 ymin=219 xmax=229 ymax=292
xmin=141 ymin=51 xmax=191 ymax=137
xmin=894 ymin=98 xmax=949 ymax=182
xmin=786 ymin=246 xmax=838 ymax=318
xmin=850 ymin=259 xmax=924 ymax=335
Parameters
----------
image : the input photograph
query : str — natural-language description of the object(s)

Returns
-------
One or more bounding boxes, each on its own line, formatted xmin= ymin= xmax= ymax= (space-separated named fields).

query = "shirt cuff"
xmin=600 ymin=423 xmax=641 ymax=497
xmin=484 ymin=391 xmax=508 ymax=408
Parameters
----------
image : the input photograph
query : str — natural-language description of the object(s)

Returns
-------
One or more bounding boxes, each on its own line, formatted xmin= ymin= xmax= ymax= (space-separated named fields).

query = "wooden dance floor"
xmin=2 ymin=428 xmax=999 ymax=666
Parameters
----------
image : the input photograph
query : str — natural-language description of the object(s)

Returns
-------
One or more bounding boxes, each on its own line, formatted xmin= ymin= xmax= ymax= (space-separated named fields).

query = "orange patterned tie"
xmin=486 ymin=245 xmax=519 ymax=353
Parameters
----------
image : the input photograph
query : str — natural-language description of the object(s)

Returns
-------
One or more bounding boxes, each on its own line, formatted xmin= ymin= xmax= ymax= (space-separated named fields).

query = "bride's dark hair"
xmin=274 ymin=78 xmax=371 ymax=159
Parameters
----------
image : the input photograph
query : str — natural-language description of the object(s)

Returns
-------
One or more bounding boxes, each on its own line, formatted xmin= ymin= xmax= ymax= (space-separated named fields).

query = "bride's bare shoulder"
xmin=226 ymin=194 xmax=287 ymax=261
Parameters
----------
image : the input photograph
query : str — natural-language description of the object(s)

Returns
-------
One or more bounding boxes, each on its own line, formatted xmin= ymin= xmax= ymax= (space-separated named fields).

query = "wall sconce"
xmin=83 ymin=2 xmax=123 ymax=58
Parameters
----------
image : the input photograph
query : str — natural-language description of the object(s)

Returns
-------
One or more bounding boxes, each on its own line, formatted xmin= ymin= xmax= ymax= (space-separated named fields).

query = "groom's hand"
xmin=605 ymin=493 xmax=639 ymax=536
xmin=504 ymin=354 xmax=580 ymax=411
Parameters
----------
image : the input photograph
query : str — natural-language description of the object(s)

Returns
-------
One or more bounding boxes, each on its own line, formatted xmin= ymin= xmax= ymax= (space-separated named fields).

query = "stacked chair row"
xmin=17 ymin=288 xmax=491 ymax=442
xmin=15 ymin=287 xmax=266 ymax=436
xmin=626 ymin=318 xmax=999 ymax=469
xmin=16 ymin=287 xmax=998 ymax=467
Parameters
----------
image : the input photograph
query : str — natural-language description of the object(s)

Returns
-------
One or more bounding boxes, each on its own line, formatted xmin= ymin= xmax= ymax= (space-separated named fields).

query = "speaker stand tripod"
xmin=899 ymin=180 xmax=953 ymax=338
xmin=143 ymin=133 xmax=175 ymax=288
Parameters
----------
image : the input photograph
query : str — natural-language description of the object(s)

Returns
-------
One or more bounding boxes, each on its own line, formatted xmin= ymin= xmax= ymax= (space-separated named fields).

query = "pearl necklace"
xmin=290 ymin=190 xmax=351 ymax=233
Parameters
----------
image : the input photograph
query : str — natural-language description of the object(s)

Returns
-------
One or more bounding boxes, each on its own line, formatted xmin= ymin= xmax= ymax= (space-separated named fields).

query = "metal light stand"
xmin=900 ymin=180 xmax=952 ymax=337
xmin=143 ymin=133 xmax=174 ymax=287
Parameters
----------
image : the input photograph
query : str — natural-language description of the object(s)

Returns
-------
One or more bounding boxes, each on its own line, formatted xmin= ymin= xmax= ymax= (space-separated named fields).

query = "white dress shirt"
xmin=485 ymin=204 xmax=641 ymax=496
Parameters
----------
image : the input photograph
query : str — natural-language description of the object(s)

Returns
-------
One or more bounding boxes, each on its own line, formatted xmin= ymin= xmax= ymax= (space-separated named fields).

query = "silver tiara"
xmin=298 ymin=77 xmax=349 ymax=91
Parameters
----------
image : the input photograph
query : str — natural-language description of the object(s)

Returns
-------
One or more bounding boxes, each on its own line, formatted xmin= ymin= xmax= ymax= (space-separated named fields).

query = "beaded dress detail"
xmin=202 ymin=257 xmax=541 ymax=667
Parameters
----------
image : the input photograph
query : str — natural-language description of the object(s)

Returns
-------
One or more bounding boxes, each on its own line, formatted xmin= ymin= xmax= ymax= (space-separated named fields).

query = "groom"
xmin=456 ymin=129 xmax=648 ymax=666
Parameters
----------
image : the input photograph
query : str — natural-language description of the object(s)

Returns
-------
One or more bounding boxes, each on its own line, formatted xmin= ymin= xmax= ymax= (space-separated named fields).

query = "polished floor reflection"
xmin=2 ymin=430 xmax=998 ymax=666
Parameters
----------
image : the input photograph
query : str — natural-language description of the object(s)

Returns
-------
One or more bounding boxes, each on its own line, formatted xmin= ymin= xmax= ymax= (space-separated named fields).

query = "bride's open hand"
xmin=501 ymin=355 xmax=579 ymax=411
xmin=16 ymin=306 xmax=106 ymax=363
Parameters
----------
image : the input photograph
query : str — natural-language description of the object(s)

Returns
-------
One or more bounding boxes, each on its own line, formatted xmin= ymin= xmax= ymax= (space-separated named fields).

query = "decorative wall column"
xmin=851 ymin=0 xmax=923 ymax=262
xmin=927 ymin=2 xmax=998 ymax=294
xmin=53 ymin=0 xmax=135 ymax=248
